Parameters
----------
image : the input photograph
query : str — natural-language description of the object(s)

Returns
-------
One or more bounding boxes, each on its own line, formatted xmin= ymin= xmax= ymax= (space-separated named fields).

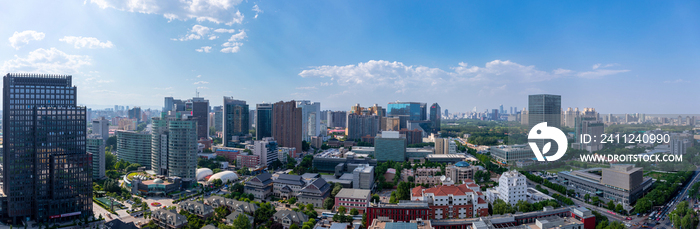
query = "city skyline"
xmin=1 ymin=1 xmax=699 ymax=113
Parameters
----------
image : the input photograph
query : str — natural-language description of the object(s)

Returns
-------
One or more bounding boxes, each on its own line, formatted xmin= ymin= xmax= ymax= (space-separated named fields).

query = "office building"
xmin=445 ymin=161 xmax=479 ymax=184
xmin=297 ymin=100 xmax=321 ymax=141
xmin=223 ymin=97 xmax=249 ymax=147
xmin=273 ymin=100 xmax=303 ymax=156
xmin=572 ymin=117 xmax=604 ymax=152
xmin=334 ymin=189 xmax=371 ymax=213
xmin=374 ymin=131 xmax=407 ymax=162
xmin=213 ymin=106 xmax=223 ymax=132
xmin=87 ymin=134 xmax=106 ymax=180
xmin=255 ymin=137 xmax=278 ymax=166
xmin=92 ymin=117 xmax=109 ymax=142
xmin=151 ymin=114 xmax=198 ymax=179
xmin=429 ymin=103 xmax=440 ymax=133
xmin=2 ymin=73 xmax=92 ymax=223
xmin=249 ymin=109 xmax=255 ymax=130
xmin=328 ymin=111 xmax=347 ymax=128
xmin=256 ymin=103 xmax=273 ymax=140
xmin=670 ymin=133 xmax=694 ymax=155
xmin=434 ymin=138 xmax=456 ymax=154
xmin=491 ymin=145 xmax=534 ymax=163
xmin=387 ymin=102 xmax=426 ymax=121
xmin=117 ymin=130 xmax=152 ymax=169
xmin=399 ymin=128 xmax=423 ymax=145
xmin=190 ymin=97 xmax=210 ymax=140
xmin=497 ymin=170 xmax=527 ymax=205
xmin=353 ymin=164 xmax=375 ymax=189
xmin=528 ymin=94 xmax=561 ymax=156
xmin=312 ymin=154 xmax=378 ymax=173
xmin=346 ymin=114 xmax=380 ymax=141
xmin=558 ymin=165 xmax=653 ymax=206
xmin=128 ymin=106 xmax=142 ymax=122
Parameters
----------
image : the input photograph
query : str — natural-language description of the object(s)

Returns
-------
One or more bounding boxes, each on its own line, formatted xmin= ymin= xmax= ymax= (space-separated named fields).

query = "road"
xmin=650 ymin=167 xmax=700 ymax=229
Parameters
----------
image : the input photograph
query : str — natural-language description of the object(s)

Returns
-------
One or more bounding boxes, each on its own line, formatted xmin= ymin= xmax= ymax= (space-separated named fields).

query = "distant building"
xmin=87 ymin=134 xmax=106 ymax=180
xmin=92 ymin=117 xmax=110 ymax=142
xmin=328 ymin=111 xmax=347 ymax=128
xmin=273 ymin=100 xmax=303 ymax=155
xmin=388 ymin=102 xmax=426 ymax=121
xmin=236 ymin=154 xmax=261 ymax=168
xmin=430 ymin=103 xmax=441 ymax=133
xmin=434 ymin=138 xmax=456 ymax=154
xmin=445 ymin=161 xmax=479 ymax=184
xmin=374 ymin=131 xmax=407 ymax=162
xmin=399 ymin=128 xmax=423 ymax=145
xmin=255 ymin=137 xmax=278 ymax=166
xmin=151 ymin=114 xmax=199 ymax=179
xmin=117 ymin=130 xmax=152 ymax=169
xmin=353 ymin=164 xmax=375 ymax=189
xmin=346 ymin=114 xmax=380 ymax=141
xmin=528 ymin=94 xmax=561 ymax=154
xmin=223 ymin=97 xmax=249 ymax=147
xmin=497 ymin=170 xmax=527 ymax=205
xmin=273 ymin=210 xmax=308 ymax=229
xmin=429 ymin=206 xmax=595 ymax=229
xmin=118 ymin=118 xmax=137 ymax=131
xmin=128 ymin=106 xmax=142 ymax=122
xmin=491 ymin=145 xmax=533 ymax=163
xmin=256 ymin=103 xmax=273 ymax=140
xmin=297 ymin=100 xmax=321 ymax=141
xmin=572 ymin=116 xmax=604 ymax=152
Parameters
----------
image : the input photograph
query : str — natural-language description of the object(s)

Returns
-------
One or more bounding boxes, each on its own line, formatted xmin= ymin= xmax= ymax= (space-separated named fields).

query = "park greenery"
xmin=492 ymin=199 xmax=560 ymax=215
xmin=440 ymin=120 xmax=530 ymax=145
xmin=669 ymin=201 xmax=699 ymax=229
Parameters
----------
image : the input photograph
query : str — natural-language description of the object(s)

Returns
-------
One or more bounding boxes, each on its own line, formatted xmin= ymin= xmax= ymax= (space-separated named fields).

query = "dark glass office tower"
xmin=223 ymin=97 xmax=249 ymax=147
xmin=190 ymin=98 xmax=209 ymax=140
xmin=256 ymin=103 xmax=273 ymax=140
xmin=2 ymin=73 xmax=92 ymax=223
xmin=387 ymin=102 xmax=426 ymax=121
xmin=429 ymin=103 xmax=441 ymax=133
xmin=528 ymin=94 xmax=562 ymax=156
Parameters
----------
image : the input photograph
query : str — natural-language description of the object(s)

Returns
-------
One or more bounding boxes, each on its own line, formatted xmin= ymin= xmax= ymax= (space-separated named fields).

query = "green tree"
xmin=290 ymin=223 xmax=299 ymax=229
xmin=233 ymin=214 xmax=251 ymax=229
xmin=584 ymin=194 xmax=590 ymax=203
xmin=125 ymin=163 xmax=141 ymax=172
xmin=389 ymin=191 xmax=398 ymax=204
xmin=338 ymin=206 xmax=347 ymax=215
xmin=370 ymin=194 xmax=380 ymax=203
xmin=350 ymin=208 xmax=359 ymax=215
xmin=615 ymin=204 xmax=623 ymax=213
xmin=323 ymin=197 xmax=334 ymax=210
xmin=607 ymin=200 xmax=615 ymax=210
xmin=105 ymin=151 xmax=117 ymax=170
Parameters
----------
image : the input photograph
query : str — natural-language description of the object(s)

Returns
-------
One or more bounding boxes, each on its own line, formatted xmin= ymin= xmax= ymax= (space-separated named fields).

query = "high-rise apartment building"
xmin=2 ymin=73 xmax=92 ymax=223
xmin=297 ymin=101 xmax=321 ymax=141
xmin=346 ymin=114 xmax=380 ymax=141
xmin=87 ymin=134 xmax=106 ymax=180
xmin=223 ymin=97 xmax=249 ymax=147
xmin=151 ymin=114 xmax=198 ymax=179
xmin=128 ymin=106 xmax=142 ymax=122
xmin=573 ymin=117 xmax=604 ymax=152
xmin=92 ymin=117 xmax=109 ymax=143
xmin=255 ymin=137 xmax=279 ymax=166
xmin=116 ymin=130 xmax=152 ymax=169
xmin=256 ymin=103 xmax=273 ymax=140
xmin=429 ymin=103 xmax=440 ymax=134
xmin=435 ymin=138 xmax=456 ymax=154
xmin=273 ymin=101 xmax=302 ymax=156
xmin=213 ymin=106 xmax=223 ymax=132
xmin=328 ymin=111 xmax=347 ymax=128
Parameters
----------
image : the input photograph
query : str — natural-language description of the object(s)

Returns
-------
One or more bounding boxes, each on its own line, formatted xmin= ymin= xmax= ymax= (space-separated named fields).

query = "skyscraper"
xmin=429 ymin=103 xmax=441 ymax=134
xmin=528 ymin=94 xmax=562 ymax=156
xmin=387 ymin=102 xmax=426 ymax=121
xmin=213 ymin=105 xmax=223 ymax=132
xmin=296 ymin=100 xmax=321 ymax=141
xmin=256 ymin=103 xmax=273 ymax=140
xmin=328 ymin=111 xmax=347 ymax=128
xmin=116 ymin=130 xmax=152 ymax=168
xmin=346 ymin=114 xmax=380 ymax=141
xmin=190 ymin=97 xmax=209 ymax=140
xmin=92 ymin=117 xmax=109 ymax=143
xmin=128 ymin=106 xmax=142 ymax=122
xmin=87 ymin=134 xmax=106 ymax=180
xmin=273 ymin=101 xmax=302 ymax=156
xmin=2 ymin=73 xmax=92 ymax=223
xmin=223 ymin=97 xmax=249 ymax=147
xmin=151 ymin=114 xmax=198 ymax=179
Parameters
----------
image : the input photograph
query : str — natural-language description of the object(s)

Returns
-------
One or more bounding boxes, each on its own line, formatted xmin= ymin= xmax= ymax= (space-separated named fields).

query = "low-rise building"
xmin=298 ymin=178 xmax=331 ymax=208
xmin=273 ymin=174 xmax=307 ymax=199
xmin=429 ymin=206 xmax=596 ymax=229
xmin=237 ymin=154 xmax=261 ymax=168
xmin=152 ymin=209 xmax=188 ymax=229
xmin=368 ymin=218 xmax=433 ymax=229
xmin=365 ymin=202 xmax=431 ymax=227
xmin=178 ymin=200 xmax=214 ymax=218
xmin=402 ymin=167 xmax=442 ymax=186
xmin=273 ymin=210 xmax=309 ymax=228
xmin=245 ymin=173 xmax=273 ymax=200
xmin=490 ymin=145 xmax=532 ymax=164
xmin=445 ymin=161 xmax=479 ymax=184
xmin=225 ymin=211 xmax=255 ymax=227
xmin=410 ymin=183 xmax=489 ymax=219
xmin=497 ymin=170 xmax=527 ymax=206
xmin=204 ymin=196 xmax=258 ymax=214
xmin=558 ymin=164 xmax=653 ymax=207
xmin=334 ymin=189 xmax=371 ymax=213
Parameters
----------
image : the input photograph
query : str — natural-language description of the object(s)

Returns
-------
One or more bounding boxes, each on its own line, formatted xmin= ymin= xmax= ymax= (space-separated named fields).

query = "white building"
xmin=254 ymin=137 xmax=278 ymax=166
xmin=296 ymin=100 xmax=321 ymax=142
xmin=497 ymin=170 xmax=527 ymax=205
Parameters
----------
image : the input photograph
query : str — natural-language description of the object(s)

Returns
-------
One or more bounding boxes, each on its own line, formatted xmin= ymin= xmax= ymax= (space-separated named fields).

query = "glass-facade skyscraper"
xmin=223 ymin=97 xmax=249 ymax=147
xmin=387 ymin=102 xmax=426 ymax=121
xmin=429 ymin=103 xmax=441 ymax=134
xmin=528 ymin=94 xmax=562 ymax=157
xmin=256 ymin=103 xmax=273 ymax=140
xmin=2 ymin=73 xmax=92 ymax=223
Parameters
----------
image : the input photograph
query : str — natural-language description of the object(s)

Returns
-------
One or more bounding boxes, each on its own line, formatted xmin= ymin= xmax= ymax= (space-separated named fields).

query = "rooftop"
xmin=336 ymin=189 xmax=371 ymax=199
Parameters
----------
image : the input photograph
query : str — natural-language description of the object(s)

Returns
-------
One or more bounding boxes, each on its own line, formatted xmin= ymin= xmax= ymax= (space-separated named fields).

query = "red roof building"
xmin=411 ymin=184 xmax=489 ymax=219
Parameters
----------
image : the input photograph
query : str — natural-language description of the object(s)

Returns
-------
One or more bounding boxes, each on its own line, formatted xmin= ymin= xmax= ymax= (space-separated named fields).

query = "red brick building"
xmin=365 ymin=202 xmax=431 ymax=227
xmin=410 ymin=181 xmax=489 ymax=219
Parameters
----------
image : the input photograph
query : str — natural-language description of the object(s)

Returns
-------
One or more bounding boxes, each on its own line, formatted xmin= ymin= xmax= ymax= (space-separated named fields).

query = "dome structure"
xmin=196 ymin=168 xmax=214 ymax=181
xmin=208 ymin=171 xmax=239 ymax=183
xmin=455 ymin=161 xmax=470 ymax=167
xmin=153 ymin=178 xmax=164 ymax=184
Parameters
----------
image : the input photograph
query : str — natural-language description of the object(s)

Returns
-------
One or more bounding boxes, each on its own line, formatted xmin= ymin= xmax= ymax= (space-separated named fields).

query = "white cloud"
xmin=197 ymin=86 xmax=209 ymax=89
xmin=663 ymin=79 xmax=689 ymax=83
xmin=576 ymin=69 xmax=630 ymax=79
xmin=8 ymin=30 xmax=45 ymax=50
xmin=196 ymin=75 xmax=202 ymax=78
xmin=196 ymin=46 xmax=212 ymax=53
xmin=1 ymin=48 xmax=91 ymax=74
xmin=214 ymin=28 xmax=237 ymax=33
xmin=88 ymin=0 xmax=245 ymax=25
xmin=553 ymin=68 xmax=572 ymax=75
xmin=219 ymin=30 xmax=247 ymax=53
xmin=592 ymin=63 xmax=601 ymax=70
xmin=178 ymin=25 xmax=212 ymax=41
xmin=208 ymin=36 xmax=218 ymax=40
xmin=227 ymin=30 xmax=247 ymax=41
xmin=252 ymin=4 xmax=262 ymax=18
xmin=60 ymin=36 xmax=114 ymax=49
xmin=194 ymin=81 xmax=209 ymax=85
xmin=295 ymin=86 xmax=317 ymax=90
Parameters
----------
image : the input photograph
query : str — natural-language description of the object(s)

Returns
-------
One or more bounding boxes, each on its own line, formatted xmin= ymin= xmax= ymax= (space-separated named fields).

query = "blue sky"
xmin=1 ymin=1 xmax=698 ymax=114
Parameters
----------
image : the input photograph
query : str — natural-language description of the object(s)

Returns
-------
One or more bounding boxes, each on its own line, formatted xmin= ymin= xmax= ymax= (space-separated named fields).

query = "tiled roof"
xmin=467 ymin=183 xmax=479 ymax=188
xmin=422 ymin=184 xmax=474 ymax=196
xmin=477 ymin=197 xmax=486 ymax=204
xmin=275 ymin=174 xmax=305 ymax=186
xmin=411 ymin=186 xmax=423 ymax=197
xmin=274 ymin=210 xmax=309 ymax=224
